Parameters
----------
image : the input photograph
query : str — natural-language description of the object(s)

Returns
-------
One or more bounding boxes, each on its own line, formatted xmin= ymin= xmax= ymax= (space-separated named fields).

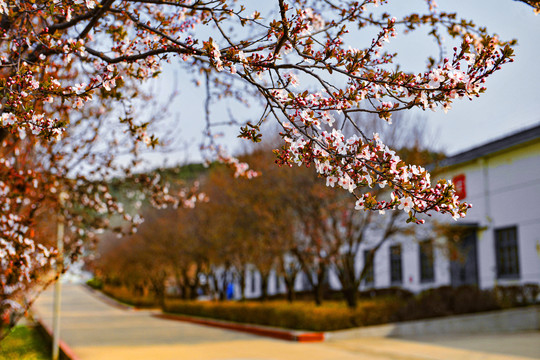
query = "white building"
xmin=239 ymin=124 xmax=540 ymax=298
xmin=359 ymin=123 xmax=540 ymax=293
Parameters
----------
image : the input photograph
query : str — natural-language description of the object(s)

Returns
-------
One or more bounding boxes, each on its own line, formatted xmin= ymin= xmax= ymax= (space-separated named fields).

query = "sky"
xmin=420 ymin=0 xmax=540 ymax=154
xmin=144 ymin=0 xmax=540 ymax=167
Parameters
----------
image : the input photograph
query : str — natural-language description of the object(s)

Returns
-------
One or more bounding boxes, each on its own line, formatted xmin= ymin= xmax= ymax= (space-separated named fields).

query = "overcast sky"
xmin=145 ymin=0 xmax=540 ymax=167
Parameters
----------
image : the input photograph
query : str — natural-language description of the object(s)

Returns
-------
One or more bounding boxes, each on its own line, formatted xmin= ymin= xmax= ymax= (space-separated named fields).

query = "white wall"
xmin=437 ymin=140 xmax=540 ymax=289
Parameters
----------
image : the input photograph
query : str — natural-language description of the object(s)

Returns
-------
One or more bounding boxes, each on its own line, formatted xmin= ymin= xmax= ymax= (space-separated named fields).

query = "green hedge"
xmin=86 ymin=278 xmax=104 ymax=290
xmin=164 ymin=299 xmax=402 ymax=331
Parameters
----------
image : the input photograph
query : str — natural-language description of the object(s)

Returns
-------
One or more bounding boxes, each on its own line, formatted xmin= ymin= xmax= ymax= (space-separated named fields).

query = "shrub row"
xmin=94 ymin=280 xmax=539 ymax=332
xmin=86 ymin=278 xmax=103 ymax=290
xmin=164 ymin=299 xmax=403 ymax=331
xmin=394 ymin=284 xmax=539 ymax=322
xmin=100 ymin=285 xmax=158 ymax=308
xmin=394 ymin=285 xmax=501 ymax=321
xmin=494 ymin=284 xmax=540 ymax=307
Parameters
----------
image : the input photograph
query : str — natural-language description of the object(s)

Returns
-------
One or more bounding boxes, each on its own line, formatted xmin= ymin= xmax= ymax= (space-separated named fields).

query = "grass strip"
xmin=0 ymin=326 xmax=50 ymax=360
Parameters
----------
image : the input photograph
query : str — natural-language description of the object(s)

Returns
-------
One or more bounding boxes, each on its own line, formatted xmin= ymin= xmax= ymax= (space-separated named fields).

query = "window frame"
xmin=419 ymin=239 xmax=435 ymax=283
xmin=363 ymin=249 xmax=375 ymax=286
xmin=495 ymin=226 xmax=520 ymax=280
xmin=389 ymin=244 xmax=403 ymax=285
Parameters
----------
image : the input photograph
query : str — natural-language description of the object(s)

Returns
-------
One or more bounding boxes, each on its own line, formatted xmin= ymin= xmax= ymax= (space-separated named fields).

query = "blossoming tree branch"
xmin=0 ymin=0 xmax=514 ymax=332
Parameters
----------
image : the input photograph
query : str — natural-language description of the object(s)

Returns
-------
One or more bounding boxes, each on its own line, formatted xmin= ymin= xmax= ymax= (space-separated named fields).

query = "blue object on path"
xmin=226 ymin=283 xmax=234 ymax=299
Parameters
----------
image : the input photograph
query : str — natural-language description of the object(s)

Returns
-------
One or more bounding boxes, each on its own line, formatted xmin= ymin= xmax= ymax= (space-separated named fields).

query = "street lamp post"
xmin=52 ymin=194 xmax=65 ymax=360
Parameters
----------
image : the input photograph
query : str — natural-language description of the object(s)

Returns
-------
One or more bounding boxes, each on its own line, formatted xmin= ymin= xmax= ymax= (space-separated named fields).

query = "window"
xmin=419 ymin=240 xmax=435 ymax=282
xmin=363 ymin=250 xmax=374 ymax=286
xmin=389 ymin=244 xmax=403 ymax=284
xmin=495 ymin=226 xmax=520 ymax=279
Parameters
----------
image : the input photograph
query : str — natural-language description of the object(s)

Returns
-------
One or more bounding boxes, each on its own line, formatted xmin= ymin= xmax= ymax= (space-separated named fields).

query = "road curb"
xmin=156 ymin=313 xmax=325 ymax=342
xmin=86 ymin=287 xmax=326 ymax=342
xmin=34 ymin=314 xmax=81 ymax=360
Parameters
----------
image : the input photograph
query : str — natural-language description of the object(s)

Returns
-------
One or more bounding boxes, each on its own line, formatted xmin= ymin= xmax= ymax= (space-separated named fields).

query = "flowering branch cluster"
xmin=0 ymin=0 xmax=515 ymax=333
xmin=276 ymin=128 xmax=471 ymax=224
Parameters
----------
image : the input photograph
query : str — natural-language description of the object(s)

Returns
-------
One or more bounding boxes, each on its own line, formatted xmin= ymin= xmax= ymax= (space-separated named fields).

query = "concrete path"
xmin=33 ymin=284 xmax=540 ymax=360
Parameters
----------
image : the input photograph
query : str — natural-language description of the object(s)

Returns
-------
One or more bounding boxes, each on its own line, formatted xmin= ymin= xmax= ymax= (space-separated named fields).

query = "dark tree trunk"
xmin=219 ymin=269 xmax=228 ymax=301
xmin=292 ymin=248 xmax=327 ymax=306
xmin=238 ymin=267 xmax=247 ymax=301
xmin=283 ymin=275 xmax=296 ymax=303
xmin=312 ymin=282 xmax=323 ymax=306
xmin=338 ymin=255 xmax=360 ymax=309
xmin=179 ymin=284 xmax=188 ymax=299
xmin=260 ymin=271 xmax=269 ymax=301
xmin=208 ymin=269 xmax=220 ymax=300
xmin=188 ymin=279 xmax=200 ymax=300
xmin=343 ymin=286 xmax=358 ymax=309
xmin=281 ymin=260 xmax=299 ymax=303
xmin=150 ymin=274 xmax=167 ymax=310
xmin=174 ymin=270 xmax=188 ymax=299
xmin=184 ymin=264 xmax=202 ymax=300
xmin=156 ymin=287 xmax=166 ymax=309
xmin=312 ymin=264 xmax=328 ymax=306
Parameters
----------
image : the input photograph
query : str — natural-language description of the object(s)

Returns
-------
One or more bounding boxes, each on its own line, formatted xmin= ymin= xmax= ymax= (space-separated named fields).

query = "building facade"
xmin=430 ymin=123 xmax=540 ymax=290
xmin=239 ymin=124 xmax=540 ymax=299
xmin=360 ymin=123 xmax=540 ymax=293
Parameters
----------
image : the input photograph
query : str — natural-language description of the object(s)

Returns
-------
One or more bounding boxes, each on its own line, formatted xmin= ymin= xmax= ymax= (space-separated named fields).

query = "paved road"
xmin=33 ymin=284 xmax=540 ymax=360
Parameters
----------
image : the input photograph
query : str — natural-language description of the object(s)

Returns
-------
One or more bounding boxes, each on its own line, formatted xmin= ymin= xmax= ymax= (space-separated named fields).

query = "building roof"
xmin=439 ymin=123 xmax=540 ymax=168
